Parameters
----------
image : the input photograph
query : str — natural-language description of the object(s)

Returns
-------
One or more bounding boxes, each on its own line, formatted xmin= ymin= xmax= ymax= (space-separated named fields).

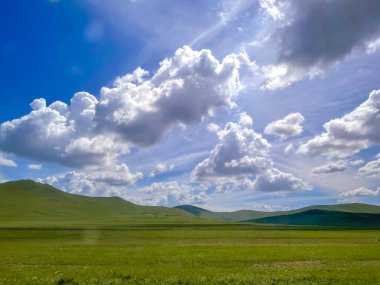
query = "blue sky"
xmin=1 ymin=0 xmax=380 ymax=210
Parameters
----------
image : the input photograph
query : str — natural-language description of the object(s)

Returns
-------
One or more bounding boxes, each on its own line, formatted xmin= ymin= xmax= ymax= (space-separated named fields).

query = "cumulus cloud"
xmin=340 ymin=187 xmax=380 ymax=202
xmin=40 ymin=164 xmax=142 ymax=197
xmin=193 ymin=113 xmax=310 ymax=193
xmin=262 ymin=0 xmax=380 ymax=89
xmin=0 ymin=92 xmax=126 ymax=168
xmin=244 ymin=168 xmax=311 ymax=193
xmin=311 ymin=160 xmax=348 ymax=175
xmin=193 ymin=113 xmax=272 ymax=184
xmin=238 ymin=112 xmax=253 ymax=127
xmin=264 ymin=112 xmax=304 ymax=141
xmin=132 ymin=181 xmax=208 ymax=206
xmin=358 ymin=153 xmax=380 ymax=179
xmin=298 ymin=89 xmax=380 ymax=158
xmin=149 ymin=163 xmax=175 ymax=177
xmin=96 ymin=46 xmax=241 ymax=146
xmin=0 ymin=46 xmax=241 ymax=172
xmin=30 ymin=98 xmax=47 ymax=111
xmin=28 ymin=164 xmax=42 ymax=170
xmin=0 ymin=154 xmax=17 ymax=167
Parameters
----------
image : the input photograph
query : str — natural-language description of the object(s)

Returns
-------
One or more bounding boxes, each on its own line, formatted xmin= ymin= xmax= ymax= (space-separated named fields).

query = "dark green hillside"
xmin=283 ymin=203 xmax=380 ymax=215
xmin=247 ymin=209 xmax=380 ymax=228
xmin=0 ymin=180 xmax=194 ymax=223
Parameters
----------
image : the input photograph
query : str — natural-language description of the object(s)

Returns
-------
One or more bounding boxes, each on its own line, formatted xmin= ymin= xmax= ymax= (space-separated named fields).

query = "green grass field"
xmin=0 ymin=224 xmax=380 ymax=285
xmin=1 ymin=180 xmax=380 ymax=284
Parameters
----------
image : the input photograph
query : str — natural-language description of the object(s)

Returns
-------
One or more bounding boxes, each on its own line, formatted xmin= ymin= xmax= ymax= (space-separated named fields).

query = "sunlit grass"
xmin=0 ymin=225 xmax=379 ymax=284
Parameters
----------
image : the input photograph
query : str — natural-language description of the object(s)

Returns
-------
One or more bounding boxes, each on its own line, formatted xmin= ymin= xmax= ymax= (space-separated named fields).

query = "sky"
xmin=1 ymin=0 xmax=380 ymax=211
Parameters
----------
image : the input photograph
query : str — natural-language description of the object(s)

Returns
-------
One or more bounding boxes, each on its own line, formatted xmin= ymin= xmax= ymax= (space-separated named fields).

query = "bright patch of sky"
xmin=1 ymin=0 xmax=380 ymax=210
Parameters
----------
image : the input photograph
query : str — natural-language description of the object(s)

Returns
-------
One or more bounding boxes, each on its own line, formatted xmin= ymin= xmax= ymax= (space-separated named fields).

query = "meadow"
xmin=0 ymin=223 xmax=379 ymax=285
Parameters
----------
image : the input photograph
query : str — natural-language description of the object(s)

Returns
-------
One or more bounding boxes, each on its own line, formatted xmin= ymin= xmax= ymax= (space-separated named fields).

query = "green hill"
xmin=0 ymin=180 xmax=194 ymax=223
xmin=246 ymin=209 xmax=380 ymax=228
xmin=1 ymin=180 xmax=380 ymax=228
xmin=174 ymin=205 xmax=265 ymax=221
xmin=176 ymin=203 xmax=380 ymax=222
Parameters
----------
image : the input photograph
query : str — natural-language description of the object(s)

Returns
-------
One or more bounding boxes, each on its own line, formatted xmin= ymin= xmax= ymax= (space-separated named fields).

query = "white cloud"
xmin=28 ymin=164 xmax=42 ymax=170
xmin=311 ymin=160 xmax=348 ymax=175
xmin=40 ymin=163 xmax=142 ymax=197
xmin=0 ymin=92 xmax=125 ymax=168
xmin=298 ymin=90 xmax=380 ymax=158
xmin=340 ymin=187 xmax=380 ymax=202
xmin=366 ymin=37 xmax=380 ymax=54
xmin=207 ymin=123 xmax=220 ymax=133
xmin=30 ymin=98 xmax=47 ymax=111
xmin=261 ymin=64 xmax=303 ymax=91
xmin=0 ymin=46 xmax=241 ymax=171
xmin=284 ymin=142 xmax=295 ymax=154
xmin=244 ymin=168 xmax=311 ymax=193
xmin=43 ymin=173 xmax=207 ymax=207
xmin=131 ymin=181 xmax=208 ymax=206
xmin=259 ymin=0 xmax=287 ymax=21
xmin=97 ymin=46 xmax=241 ymax=146
xmin=238 ymin=112 xmax=253 ymax=127
xmin=149 ymin=163 xmax=175 ymax=177
xmin=349 ymin=159 xmax=365 ymax=167
xmin=193 ymin=113 xmax=272 ymax=184
xmin=264 ymin=112 xmax=304 ymax=141
xmin=0 ymin=154 xmax=17 ymax=167
xmin=251 ymin=203 xmax=274 ymax=212
xmin=358 ymin=153 xmax=380 ymax=179
xmin=193 ymin=113 xmax=310 ymax=193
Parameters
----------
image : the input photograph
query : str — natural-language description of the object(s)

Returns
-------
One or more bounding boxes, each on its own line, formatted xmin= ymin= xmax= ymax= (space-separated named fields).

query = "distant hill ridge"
xmin=175 ymin=203 xmax=380 ymax=221
xmin=246 ymin=209 xmax=380 ymax=228
xmin=1 ymin=180 xmax=380 ymax=228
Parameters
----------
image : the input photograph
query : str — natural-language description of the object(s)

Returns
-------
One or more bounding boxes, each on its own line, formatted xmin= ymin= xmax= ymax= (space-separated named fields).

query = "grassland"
xmin=0 ymin=224 xmax=380 ymax=285
xmin=1 ymin=180 xmax=380 ymax=284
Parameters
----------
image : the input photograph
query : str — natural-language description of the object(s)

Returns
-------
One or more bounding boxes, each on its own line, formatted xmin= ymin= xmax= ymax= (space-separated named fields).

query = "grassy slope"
xmin=175 ymin=203 xmax=380 ymax=221
xmin=248 ymin=209 xmax=380 ymax=228
xmin=0 ymin=227 xmax=379 ymax=284
xmin=0 ymin=180 xmax=195 ymax=223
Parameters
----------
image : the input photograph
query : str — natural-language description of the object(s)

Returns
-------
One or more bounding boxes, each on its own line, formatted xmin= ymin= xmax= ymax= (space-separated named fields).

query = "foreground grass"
xmin=0 ymin=224 xmax=379 ymax=284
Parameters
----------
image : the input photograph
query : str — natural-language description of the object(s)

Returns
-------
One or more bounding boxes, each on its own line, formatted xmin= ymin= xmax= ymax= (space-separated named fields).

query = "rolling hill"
xmin=175 ymin=203 xmax=380 ymax=221
xmin=174 ymin=205 xmax=265 ymax=221
xmin=246 ymin=209 xmax=380 ymax=228
xmin=0 ymin=180 xmax=194 ymax=223
xmin=1 ymin=180 xmax=380 ymax=228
